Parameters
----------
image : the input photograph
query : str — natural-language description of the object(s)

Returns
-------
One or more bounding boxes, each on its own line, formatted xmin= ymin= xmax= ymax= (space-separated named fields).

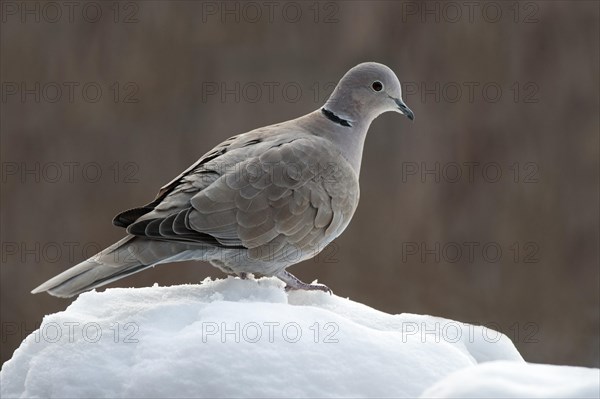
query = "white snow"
xmin=421 ymin=360 xmax=600 ymax=398
xmin=1 ymin=277 xmax=597 ymax=398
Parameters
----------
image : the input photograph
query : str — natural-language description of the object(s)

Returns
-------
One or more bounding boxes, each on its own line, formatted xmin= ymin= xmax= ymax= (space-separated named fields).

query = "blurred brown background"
xmin=1 ymin=1 xmax=598 ymax=368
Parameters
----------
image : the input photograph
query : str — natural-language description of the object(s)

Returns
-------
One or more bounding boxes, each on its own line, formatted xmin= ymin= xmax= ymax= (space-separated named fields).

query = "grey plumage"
xmin=32 ymin=62 xmax=414 ymax=297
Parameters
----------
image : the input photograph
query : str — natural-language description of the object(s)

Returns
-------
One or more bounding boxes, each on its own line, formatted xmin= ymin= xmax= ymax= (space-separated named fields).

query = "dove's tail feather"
xmin=31 ymin=236 xmax=200 ymax=298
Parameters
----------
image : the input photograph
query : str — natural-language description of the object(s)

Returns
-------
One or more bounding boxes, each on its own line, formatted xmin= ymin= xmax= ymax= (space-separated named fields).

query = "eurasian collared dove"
xmin=32 ymin=62 xmax=414 ymax=297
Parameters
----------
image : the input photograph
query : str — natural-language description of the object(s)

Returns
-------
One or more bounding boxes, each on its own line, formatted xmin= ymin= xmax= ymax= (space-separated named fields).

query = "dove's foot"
xmin=276 ymin=270 xmax=332 ymax=295
xmin=238 ymin=272 xmax=248 ymax=280
xmin=225 ymin=271 xmax=253 ymax=280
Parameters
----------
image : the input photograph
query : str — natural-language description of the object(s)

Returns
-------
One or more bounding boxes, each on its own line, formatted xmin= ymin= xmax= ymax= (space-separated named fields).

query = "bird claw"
xmin=277 ymin=270 xmax=332 ymax=295
xmin=285 ymin=283 xmax=332 ymax=295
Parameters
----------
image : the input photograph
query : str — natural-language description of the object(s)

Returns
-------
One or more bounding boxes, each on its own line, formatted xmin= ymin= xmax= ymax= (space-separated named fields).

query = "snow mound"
xmin=421 ymin=360 xmax=600 ymax=398
xmin=0 ymin=276 xmax=560 ymax=398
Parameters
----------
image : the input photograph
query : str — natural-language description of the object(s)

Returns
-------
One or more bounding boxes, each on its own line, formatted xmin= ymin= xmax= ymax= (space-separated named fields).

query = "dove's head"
xmin=324 ymin=62 xmax=414 ymax=125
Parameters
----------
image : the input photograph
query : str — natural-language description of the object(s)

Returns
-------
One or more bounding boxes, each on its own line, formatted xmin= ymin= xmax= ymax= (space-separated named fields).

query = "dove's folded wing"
xmin=120 ymin=135 xmax=359 ymax=262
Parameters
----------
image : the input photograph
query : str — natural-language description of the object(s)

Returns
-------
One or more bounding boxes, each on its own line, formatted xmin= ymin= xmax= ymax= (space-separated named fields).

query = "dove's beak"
xmin=394 ymin=98 xmax=415 ymax=121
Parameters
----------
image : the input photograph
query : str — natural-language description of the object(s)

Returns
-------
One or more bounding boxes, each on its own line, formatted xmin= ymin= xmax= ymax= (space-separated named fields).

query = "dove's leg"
xmin=276 ymin=270 xmax=332 ymax=294
xmin=237 ymin=272 xmax=254 ymax=280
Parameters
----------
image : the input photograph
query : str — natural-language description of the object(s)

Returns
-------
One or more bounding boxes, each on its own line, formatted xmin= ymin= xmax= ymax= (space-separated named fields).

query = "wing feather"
xmin=117 ymin=133 xmax=359 ymax=261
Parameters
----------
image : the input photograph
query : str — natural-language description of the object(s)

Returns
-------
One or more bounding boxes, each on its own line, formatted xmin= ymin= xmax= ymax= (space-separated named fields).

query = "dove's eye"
xmin=371 ymin=81 xmax=383 ymax=92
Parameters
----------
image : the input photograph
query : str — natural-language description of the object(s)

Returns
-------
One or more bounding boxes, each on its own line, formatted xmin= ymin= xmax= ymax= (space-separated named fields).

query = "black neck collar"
xmin=321 ymin=108 xmax=352 ymax=127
